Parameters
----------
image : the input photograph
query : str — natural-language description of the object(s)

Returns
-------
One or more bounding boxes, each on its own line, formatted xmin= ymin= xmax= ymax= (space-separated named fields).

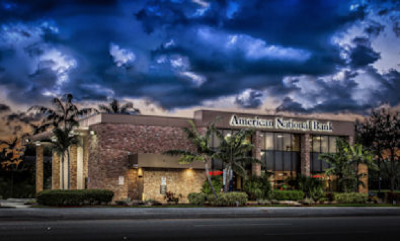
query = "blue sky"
xmin=0 ymin=0 xmax=399 ymax=136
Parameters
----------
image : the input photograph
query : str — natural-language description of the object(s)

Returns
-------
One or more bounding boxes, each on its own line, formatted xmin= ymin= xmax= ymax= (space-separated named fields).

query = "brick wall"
xmin=87 ymin=124 xmax=198 ymax=201
xmin=251 ymin=131 xmax=262 ymax=176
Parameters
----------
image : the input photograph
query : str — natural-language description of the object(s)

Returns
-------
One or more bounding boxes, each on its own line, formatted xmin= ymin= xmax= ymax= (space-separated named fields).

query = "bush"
xmin=36 ymin=189 xmax=114 ymax=206
xmin=294 ymin=175 xmax=324 ymax=198
xmin=333 ymin=193 xmax=368 ymax=204
xmin=144 ymin=199 xmax=162 ymax=206
xmin=243 ymin=174 xmax=271 ymax=200
xmin=309 ymin=186 xmax=325 ymax=202
xmin=188 ymin=193 xmax=207 ymax=205
xmin=164 ymin=191 xmax=182 ymax=204
xmin=201 ymin=176 xmax=223 ymax=195
xmin=385 ymin=192 xmax=400 ymax=204
xmin=271 ymin=190 xmax=304 ymax=201
xmin=207 ymin=192 xmax=248 ymax=206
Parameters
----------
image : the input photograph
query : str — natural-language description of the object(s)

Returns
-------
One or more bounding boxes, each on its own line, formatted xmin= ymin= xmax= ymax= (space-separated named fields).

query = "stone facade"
xmin=70 ymin=145 xmax=78 ymax=190
xmin=52 ymin=152 xmax=60 ymax=189
xmin=36 ymin=145 xmax=43 ymax=194
xmin=142 ymin=168 xmax=205 ymax=203
xmin=300 ymin=133 xmax=311 ymax=176
xmin=251 ymin=131 xmax=261 ymax=177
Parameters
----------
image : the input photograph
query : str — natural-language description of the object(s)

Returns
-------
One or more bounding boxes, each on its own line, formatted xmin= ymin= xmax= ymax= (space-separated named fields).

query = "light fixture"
xmin=138 ymin=168 xmax=143 ymax=178
xmin=90 ymin=130 xmax=95 ymax=136
xmin=277 ymin=135 xmax=283 ymax=138
xmin=51 ymin=136 xmax=57 ymax=142
xmin=35 ymin=141 xmax=41 ymax=146
xmin=25 ymin=138 xmax=30 ymax=143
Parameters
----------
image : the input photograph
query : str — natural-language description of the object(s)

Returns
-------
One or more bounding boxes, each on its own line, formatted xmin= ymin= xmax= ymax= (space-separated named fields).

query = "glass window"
xmin=212 ymin=132 xmax=220 ymax=148
xmin=312 ymin=136 xmax=321 ymax=152
xmin=265 ymin=133 xmax=274 ymax=150
xmin=312 ymin=153 xmax=321 ymax=173
xmin=292 ymin=135 xmax=300 ymax=152
xmin=283 ymin=152 xmax=292 ymax=171
xmin=260 ymin=133 xmax=265 ymax=150
xmin=283 ymin=133 xmax=292 ymax=151
xmin=321 ymin=136 xmax=328 ymax=153
xmin=329 ymin=136 xmax=337 ymax=153
xmin=265 ymin=151 xmax=274 ymax=171
xmin=275 ymin=151 xmax=283 ymax=171
xmin=292 ymin=152 xmax=300 ymax=172
xmin=275 ymin=133 xmax=283 ymax=151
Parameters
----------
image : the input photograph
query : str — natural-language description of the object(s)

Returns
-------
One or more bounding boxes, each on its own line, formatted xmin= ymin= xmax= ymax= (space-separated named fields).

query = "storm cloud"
xmin=0 ymin=0 xmax=399 ymax=114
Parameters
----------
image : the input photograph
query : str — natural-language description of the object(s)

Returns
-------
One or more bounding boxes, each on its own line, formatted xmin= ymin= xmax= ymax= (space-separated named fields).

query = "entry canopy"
xmin=128 ymin=153 xmax=209 ymax=169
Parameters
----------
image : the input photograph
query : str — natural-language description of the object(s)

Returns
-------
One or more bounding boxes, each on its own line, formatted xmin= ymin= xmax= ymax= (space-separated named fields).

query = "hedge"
xmin=188 ymin=193 xmax=207 ymax=205
xmin=37 ymin=189 xmax=114 ymax=206
xmin=207 ymin=192 xmax=248 ymax=206
xmin=333 ymin=193 xmax=368 ymax=204
xmin=272 ymin=190 xmax=304 ymax=201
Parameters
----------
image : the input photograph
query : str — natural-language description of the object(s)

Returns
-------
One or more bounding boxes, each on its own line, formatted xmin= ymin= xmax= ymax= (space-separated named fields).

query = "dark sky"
xmin=0 ymin=0 xmax=399 ymax=118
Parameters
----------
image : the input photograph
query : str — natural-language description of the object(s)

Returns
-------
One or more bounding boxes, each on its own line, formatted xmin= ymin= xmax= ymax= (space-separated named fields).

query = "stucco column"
xmin=52 ymin=152 xmax=61 ymax=189
xmin=252 ymin=131 xmax=262 ymax=176
xmin=36 ymin=145 xmax=44 ymax=194
xmin=300 ymin=133 xmax=311 ymax=176
xmin=70 ymin=144 xmax=78 ymax=190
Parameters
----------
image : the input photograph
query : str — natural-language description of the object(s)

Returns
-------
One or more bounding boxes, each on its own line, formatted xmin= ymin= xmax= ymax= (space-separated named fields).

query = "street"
xmin=1 ymin=216 xmax=400 ymax=241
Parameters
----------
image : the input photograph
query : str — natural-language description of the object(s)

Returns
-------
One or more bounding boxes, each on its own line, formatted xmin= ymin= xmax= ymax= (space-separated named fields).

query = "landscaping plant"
xmin=243 ymin=174 xmax=271 ymax=200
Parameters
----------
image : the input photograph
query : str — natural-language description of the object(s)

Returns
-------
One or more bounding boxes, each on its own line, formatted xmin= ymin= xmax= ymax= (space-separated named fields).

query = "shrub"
xmin=333 ymin=193 xmax=368 ymax=204
xmin=295 ymin=175 xmax=324 ymax=198
xmin=243 ymin=174 xmax=271 ymax=200
xmin=164 ymin=191 xmax=182 ymax=204
xmin=201 ymin=176 xmax=223 ymax=195
xmin=271 ymin=190 xmax=304 ymax=201
xmin=36 ymin=189 xmax=114 ymax=206
xmin=385 ymin=192 xmax=399 ymax=204
xmin=309 ymin=186 xmax=325 ymax=202
xmin=188 ymin=193 xmax=207 ymax=205
xmin=207 ymin=192 xmax=248 ymax=206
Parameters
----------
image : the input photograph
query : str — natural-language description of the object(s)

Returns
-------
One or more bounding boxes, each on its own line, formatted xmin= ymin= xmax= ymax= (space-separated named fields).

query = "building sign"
xmin=118 ymin=176 xmax=124 ymax=185
xmin=229 ymin=115 xmax=333 ymax=132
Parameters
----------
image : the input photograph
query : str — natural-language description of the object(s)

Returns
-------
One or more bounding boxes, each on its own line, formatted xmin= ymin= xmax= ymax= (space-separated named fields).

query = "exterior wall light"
xmin=35 ymin=142 xmax=41 ymax=146
xmin=90 ymin=130 xmax=95 ymax=136
xmin=138 ymin=168 xmax=143 ymax=178
xmin=25 ymin=138 xmax=30 ymax=143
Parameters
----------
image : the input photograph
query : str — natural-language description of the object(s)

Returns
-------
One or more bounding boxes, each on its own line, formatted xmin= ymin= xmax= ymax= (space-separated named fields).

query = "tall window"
xmin=310 ymin=135 xmax=339 ymax=173
xmin=260 ymin=132 xmax=301 ymax=188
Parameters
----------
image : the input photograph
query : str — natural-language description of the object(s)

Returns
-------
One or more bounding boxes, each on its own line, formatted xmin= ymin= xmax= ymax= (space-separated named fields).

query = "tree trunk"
xmin=204 ymin=161 xmax=217 ymax=198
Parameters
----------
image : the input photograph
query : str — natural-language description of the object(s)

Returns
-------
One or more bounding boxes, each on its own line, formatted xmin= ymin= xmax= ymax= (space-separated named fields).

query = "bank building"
xmin=31 ymin=110 xmax=365 ymax=203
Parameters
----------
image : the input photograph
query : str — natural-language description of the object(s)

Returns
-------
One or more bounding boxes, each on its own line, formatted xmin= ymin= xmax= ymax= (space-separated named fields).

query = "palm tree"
xmin=51 ymin=127 xmax=79 ymax=190
xmin=98 ymin=99 xmax=140 ymax=115
xmin=319 ymin=138 xmax=377 ymax=192
xmin=164 ymin=120 xmax=218 ymax=198
xmin=29 ymin=94 xmax=96 ymax=189
xmin=212 ymin=129 xmax=262 ymax=192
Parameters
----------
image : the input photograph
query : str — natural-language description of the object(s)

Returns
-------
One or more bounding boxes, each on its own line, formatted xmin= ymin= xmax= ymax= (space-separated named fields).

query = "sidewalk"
xmin=1 ymin=207 xmax=400 ymax=221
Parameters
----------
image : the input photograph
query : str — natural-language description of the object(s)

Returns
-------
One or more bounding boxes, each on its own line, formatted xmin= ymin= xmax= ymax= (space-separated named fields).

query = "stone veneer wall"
xmin=251 ymin=131 xmax=262 ymax=176
xmin=300 ymin=133 xmax=311 ymax=176
xmin=87 ymin=124 xmax=200 ymax=201
xmin=143 ymin=168 xmax=205 ymax=203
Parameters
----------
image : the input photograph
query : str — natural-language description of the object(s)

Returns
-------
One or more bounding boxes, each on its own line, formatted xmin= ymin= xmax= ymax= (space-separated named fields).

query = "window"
xmin=311 ymin=135 xmax=342 ymax=173
xmin=261 ymin=132 xmax=301 ymax=188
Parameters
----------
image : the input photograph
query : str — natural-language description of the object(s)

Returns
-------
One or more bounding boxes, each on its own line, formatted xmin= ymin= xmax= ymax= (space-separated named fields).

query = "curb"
xmin=1 ymin=207 xmax=400 ymax=221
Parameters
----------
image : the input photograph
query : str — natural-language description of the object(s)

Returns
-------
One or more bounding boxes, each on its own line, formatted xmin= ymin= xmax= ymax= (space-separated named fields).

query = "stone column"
xmin=252 ymin=131 xmax=262 ymax=176
xmin=83 ymin=135 xmax=89 ymax=189
xmin=52 ymin=152 xmax=61 ymax=189
xmin=70 ymin=144 xmax=78 ymax=190
xmin=36 ymin=145 xmax=44 ymax=194
xmin=300 ymin=134 xmax=311 ymax=176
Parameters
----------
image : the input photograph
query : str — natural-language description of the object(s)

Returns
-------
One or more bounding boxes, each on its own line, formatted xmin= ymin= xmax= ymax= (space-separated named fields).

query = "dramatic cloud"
xmin=0 ymin=0 xmax=399 ymax=114
xmin=0 ymin=103 xmax=10 ymax=113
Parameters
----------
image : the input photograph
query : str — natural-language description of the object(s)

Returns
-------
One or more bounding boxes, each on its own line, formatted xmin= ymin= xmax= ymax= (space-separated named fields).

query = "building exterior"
xmin=33 ymin=110 xmax=364 ymax=203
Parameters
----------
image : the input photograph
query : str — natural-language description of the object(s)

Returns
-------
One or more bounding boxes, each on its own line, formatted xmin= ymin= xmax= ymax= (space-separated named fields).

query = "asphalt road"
xmin=1 ymin=216 xmax=400 ymax=241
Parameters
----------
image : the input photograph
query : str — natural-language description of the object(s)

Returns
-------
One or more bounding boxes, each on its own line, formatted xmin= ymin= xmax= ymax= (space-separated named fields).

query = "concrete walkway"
xmin=1 ymin=207 xmax=400 ymax=221
xmin=0 ymin=199 xmax=33 ymax=209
